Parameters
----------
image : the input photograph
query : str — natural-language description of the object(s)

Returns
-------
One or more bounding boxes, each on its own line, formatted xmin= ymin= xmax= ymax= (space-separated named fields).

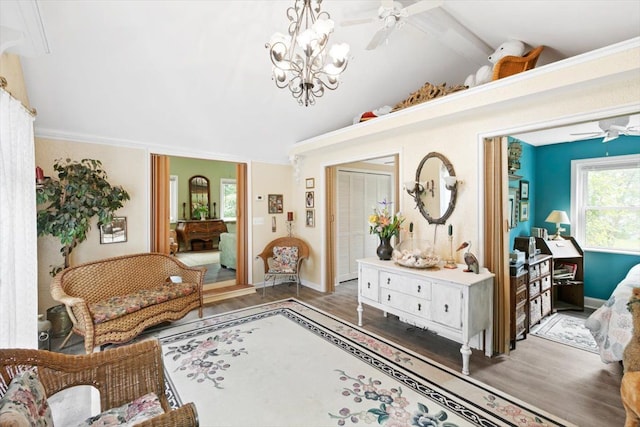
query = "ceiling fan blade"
xmin=602 ymin=134 xmax=619 ymax=143
xmin=570 ymin=131 xmax=603 ymax=137
xmin=341 ymin=17 xmax=376 ymax=26
xmin=366 ymin=26 xmax=393 ymax=50
xmin=622 ymin=129 xmax=640 ymax=136
xmin=404 ymin=0 xmax=443 ymax=16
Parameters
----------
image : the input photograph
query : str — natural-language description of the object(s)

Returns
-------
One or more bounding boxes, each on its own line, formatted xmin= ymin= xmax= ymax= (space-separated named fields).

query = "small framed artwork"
xmin=306 ymin=209 xmax=315 ymax=227
xmin=519 ymin=201 xmax=529 ymax=222
xmin=508 ymin=187 xmax=519 ymax=229
xmin=305 ymin=191 xmax=314 ymax=208
xmin=100 ymin=217 xmax=127 ymax=244
xmin=519 ymin=180 xmax=529 ymax=200
xmin=268 ymin=194 xmax=283 ymax=214
xmin=305 ymin=178 xmax=315 ymax=189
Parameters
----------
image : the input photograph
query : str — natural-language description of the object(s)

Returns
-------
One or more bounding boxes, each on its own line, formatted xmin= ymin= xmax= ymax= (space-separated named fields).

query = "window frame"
xmin=169 ymin=175 xmax=178 ymax=223
xmin=220 ymin=178 xmax=237 ymax=222
xmin=571 ymin=153 xmax=640 ymax=255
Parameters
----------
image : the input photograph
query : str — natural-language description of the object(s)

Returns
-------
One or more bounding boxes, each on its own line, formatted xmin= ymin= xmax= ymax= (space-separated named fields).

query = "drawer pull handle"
xmin=418 ymin=303 xmax=422 ymax=311
xmin=417 ymin=285 xmax=421 ymax=293
xmin=444 ymin=304 xmax=449 ymax=313
xmin=387 ymin=277 xmax=391 ymax=285
xmin=367 ymin=282 xmax=371 ymax=289
xmin=387 ymin=294 xmax=391 ymax=302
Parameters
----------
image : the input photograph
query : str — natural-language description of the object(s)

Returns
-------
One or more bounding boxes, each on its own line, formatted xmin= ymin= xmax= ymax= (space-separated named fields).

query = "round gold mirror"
xmin=414 ymin=152 xmax=457 ymax=224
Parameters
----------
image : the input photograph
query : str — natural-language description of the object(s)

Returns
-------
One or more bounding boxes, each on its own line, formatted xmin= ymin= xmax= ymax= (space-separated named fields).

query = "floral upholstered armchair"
xmin=0 ymin=339 xmax=198 ymax=426
xmin=256 ymin=237 xmax=309 ymax=297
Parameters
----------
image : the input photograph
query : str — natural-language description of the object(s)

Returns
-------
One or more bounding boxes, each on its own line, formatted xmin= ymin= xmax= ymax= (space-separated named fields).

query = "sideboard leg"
xmin=357 ymin=302 xmax=363 ymax=327
xmin=460 ymin=342 xmax=472 ymax=375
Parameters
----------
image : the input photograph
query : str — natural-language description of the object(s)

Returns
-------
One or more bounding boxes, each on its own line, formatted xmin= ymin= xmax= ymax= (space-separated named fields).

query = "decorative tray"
xmin=392 ymin=240 xmax=440 ymax=269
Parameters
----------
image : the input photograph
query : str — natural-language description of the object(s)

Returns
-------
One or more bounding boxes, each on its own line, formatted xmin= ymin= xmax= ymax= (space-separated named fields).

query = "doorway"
xmin=151 ymin=155 xmax=248 ymax=288
xmin=325 ymin=155 xmax=399 ymax=293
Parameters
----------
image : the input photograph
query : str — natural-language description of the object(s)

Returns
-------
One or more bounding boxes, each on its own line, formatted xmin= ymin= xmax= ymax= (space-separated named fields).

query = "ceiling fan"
xmin=343 ymin=0 xmax=443 ymax=50
xmin=570 ymin=116 xmax=640 ymax=143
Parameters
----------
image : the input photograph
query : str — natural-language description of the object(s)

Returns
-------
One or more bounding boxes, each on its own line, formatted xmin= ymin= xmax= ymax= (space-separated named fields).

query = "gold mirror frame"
xmin=189 ymin=175 xmax=210 ymax=219
xmin=414 ymin=152 xmax=457 ymax=225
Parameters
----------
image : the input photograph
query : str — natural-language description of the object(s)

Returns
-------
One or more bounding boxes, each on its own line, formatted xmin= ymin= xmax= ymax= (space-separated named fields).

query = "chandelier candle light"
xmin=266 ymin=0 xmax=349 ymax=106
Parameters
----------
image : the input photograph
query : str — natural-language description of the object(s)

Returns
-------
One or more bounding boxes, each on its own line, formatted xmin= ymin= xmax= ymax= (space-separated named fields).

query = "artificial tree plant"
xmin=36 ymin=158 xmax=130 ymax=275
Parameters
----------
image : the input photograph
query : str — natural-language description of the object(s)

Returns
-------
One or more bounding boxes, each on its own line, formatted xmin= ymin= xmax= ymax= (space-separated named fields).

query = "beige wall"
xmin=0 ymin=53 xmax=31 ymax=108
xmin=35 ymin=138 xmax=148 ymax=313
xmin=290 ymin=43 xmax=640 ymax=291
xmin=250 ymin=162 xmax=295 ymax=285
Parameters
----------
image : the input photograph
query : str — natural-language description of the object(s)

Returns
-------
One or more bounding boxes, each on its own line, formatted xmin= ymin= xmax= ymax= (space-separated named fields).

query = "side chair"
xmin=256 ymin=236 xmax=309 ymax=297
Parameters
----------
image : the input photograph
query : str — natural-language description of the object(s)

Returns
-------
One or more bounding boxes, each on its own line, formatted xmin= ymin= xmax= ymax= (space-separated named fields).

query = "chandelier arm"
xmin=267 ymin=0 xmax=348 ymax=106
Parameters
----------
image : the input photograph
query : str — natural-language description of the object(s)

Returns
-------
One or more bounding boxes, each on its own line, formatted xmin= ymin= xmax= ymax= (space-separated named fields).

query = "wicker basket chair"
xmin=256 ymin=237 xmax=309 ymax=297
xmin=0 ymin=339 xmax=198 ymax=426
xmin=492 ymin=45 xmax=544 ymax=81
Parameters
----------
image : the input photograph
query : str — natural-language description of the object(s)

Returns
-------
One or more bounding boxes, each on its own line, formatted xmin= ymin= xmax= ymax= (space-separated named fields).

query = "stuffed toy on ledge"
xmin=464 ymin=39 xmax=526 ymax=88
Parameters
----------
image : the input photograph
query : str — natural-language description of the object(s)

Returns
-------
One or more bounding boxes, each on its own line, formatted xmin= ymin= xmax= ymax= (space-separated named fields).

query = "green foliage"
xmin=584 ymin=167 xmax=639 ymax=250
xmin=36 ymin=158 xmax=130 ymax=275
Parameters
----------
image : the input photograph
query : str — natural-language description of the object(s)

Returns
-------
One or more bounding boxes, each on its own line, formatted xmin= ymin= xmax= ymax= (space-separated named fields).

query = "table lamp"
xmin=545 ymin=210 xmax=570 ymax=240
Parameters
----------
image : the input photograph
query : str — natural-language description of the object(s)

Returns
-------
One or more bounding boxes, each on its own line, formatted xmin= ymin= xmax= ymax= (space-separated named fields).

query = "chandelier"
xmin=266 ymin=0 xmax=349 ymax=106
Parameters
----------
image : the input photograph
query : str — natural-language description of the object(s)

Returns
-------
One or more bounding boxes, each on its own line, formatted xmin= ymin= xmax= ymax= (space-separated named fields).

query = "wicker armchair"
xmin=0 ymin=339 xmax=198 ymax=426
xmin=256 ymin=237 xmax=309 ymax=297
xmin=51 ymin=253 xmax=205 ymax=354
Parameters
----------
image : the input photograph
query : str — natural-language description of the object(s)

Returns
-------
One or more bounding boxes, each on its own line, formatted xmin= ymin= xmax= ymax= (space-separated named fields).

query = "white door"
xmin=337 ymin=169 xmax=392 ymax=282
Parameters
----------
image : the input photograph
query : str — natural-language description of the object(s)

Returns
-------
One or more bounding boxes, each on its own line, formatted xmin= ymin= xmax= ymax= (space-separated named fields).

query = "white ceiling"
xmin=2 ymin=0 xmax=640 ymax=163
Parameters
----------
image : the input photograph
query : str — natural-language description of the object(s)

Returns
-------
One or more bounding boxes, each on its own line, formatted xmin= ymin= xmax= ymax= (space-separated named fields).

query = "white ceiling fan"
xmin=343 ymin=0 xmax=443 ymax=50
xmin=570 ymin=116 xmax=640 ymax=142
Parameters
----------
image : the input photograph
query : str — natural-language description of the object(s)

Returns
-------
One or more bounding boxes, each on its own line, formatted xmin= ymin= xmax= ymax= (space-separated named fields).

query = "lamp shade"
xmin=545 ymin=210 xmax=570 ymax=225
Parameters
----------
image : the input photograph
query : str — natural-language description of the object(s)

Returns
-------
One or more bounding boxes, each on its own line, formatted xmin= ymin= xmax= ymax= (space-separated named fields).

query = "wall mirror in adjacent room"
xmin=414 ymin=152 xmax=457 ymax=224
xmin=189 ymin=175 xmax=210 ymax=219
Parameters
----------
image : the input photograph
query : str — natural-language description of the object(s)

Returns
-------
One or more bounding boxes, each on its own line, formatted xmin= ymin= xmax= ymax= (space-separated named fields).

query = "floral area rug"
xmin=529 ymin=313 xmax=598 ymax=354
xmin=149 ymin=299 xmax=573 ymax=427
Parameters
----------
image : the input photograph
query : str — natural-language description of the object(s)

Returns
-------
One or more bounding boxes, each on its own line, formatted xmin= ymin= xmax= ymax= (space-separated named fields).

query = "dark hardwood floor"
xmin=204 ymin=281 xmax=624 ymax=427
xmin=54 ymin=280 xmax=623 ymax=426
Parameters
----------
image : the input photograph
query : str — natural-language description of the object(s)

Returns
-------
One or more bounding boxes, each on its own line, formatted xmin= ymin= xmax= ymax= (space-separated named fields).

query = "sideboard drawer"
xmin=360 ymin=267 xmax=379 ymax=300
xmin=379 ymin=271 xmax=404 ymax=289
xmin=431 ymin=283 xmax=462 ymax=330
xmin=407 ymin=278 xmax=432 ymax=300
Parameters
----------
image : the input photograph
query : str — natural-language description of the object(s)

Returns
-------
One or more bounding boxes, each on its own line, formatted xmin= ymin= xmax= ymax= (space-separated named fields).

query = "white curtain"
xmin=0 ymin=88 xmax=37 ymax=349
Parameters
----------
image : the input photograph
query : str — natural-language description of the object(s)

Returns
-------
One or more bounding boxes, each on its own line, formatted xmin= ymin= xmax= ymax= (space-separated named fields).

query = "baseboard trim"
xmin=584 ymin=296 xmax=606 ymax=310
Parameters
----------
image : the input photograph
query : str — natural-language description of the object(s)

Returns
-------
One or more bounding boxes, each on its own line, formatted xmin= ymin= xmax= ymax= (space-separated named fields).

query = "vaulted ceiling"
xmin=2 ymin=0 xmax=640 ymax=163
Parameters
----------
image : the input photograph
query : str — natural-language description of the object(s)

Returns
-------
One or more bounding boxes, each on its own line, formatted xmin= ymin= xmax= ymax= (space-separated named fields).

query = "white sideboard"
xmin=357 ymin=257 xmax=494 ymax=375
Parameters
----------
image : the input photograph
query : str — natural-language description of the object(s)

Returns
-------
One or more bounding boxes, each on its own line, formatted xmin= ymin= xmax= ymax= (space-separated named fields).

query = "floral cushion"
xmin=89 ymin=282 xmax=198 ymax=324
xmin=270 ymin=246 xmax=299 ymax=274
xmin=76 ymin=392 xmax=164 ymax=427
xmin=0 ymin=367 xmax=53 ymax=427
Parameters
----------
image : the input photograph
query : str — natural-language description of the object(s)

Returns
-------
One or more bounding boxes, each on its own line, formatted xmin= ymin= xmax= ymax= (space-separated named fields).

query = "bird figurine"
xmin=457 ymin=241 xmax=479 ymax=274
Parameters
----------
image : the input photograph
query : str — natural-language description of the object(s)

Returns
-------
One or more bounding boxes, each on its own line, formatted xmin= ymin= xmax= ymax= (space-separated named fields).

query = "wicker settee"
xmin=0 ymin=339 xmax=198 ymax=426
xmin=51 ymin=253 xmax=204 ymax=354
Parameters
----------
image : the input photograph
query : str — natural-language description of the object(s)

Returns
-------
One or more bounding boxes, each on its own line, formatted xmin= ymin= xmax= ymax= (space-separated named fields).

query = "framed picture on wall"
xmin=305 ymin=178 xmax=315 ymax=189
xmin=519 ymin=180 xmax=529 ymax=200
xmin=519 ymin=201 xmax=529 ymax=221
xmin=268 ymin=194 xmax=283 ymax=214
xmin=306 ymin=209 xmax=315 ymax=227
xmin=305 ymin=191 xmax=314 ymax=208
xmin=99 ymin=217 xmax=127 ymax=244
xmin=508 ymin=187 xmax=519 ymax=229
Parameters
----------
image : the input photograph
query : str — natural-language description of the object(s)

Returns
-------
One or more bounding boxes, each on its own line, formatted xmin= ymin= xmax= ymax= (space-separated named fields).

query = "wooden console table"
xmin=357 ymin=258 xmax=494 ymax=375
xmin=176 ymin=219 xmax=227 ymax=251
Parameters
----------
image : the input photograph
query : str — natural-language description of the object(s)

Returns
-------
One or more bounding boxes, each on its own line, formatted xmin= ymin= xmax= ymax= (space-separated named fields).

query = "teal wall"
xmin=508 ymin=138 xmax=535 ymax=250
xmin=510 ymin=135 xmax=639 ymax=301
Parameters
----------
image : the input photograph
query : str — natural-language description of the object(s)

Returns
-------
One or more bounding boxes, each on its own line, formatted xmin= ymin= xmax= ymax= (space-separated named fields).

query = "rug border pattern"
xmin=157 ymin=300 xmax=569 ymax=427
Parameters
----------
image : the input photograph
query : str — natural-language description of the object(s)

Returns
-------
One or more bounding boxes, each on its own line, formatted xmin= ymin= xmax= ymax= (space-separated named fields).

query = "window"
xmin=169 ymin=175 xmax=178 ymax=223
xmin=220 ymin=179 xmax=237 ymax=221
xmin=571 ymin=154 xmax=640 ymax=254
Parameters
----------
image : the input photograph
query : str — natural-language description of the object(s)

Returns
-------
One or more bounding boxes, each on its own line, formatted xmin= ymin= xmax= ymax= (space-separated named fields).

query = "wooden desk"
xmin=176 ymin=220 xmax=227 ymax=251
